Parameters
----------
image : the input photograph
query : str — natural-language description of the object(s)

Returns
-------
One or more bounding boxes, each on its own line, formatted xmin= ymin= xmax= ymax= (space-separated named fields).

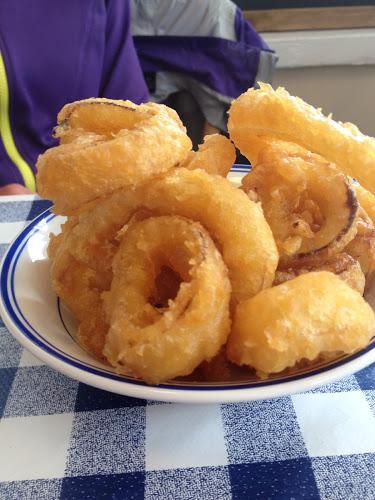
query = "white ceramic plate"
xmin=1 ymin=166 xmax=374 ymax=403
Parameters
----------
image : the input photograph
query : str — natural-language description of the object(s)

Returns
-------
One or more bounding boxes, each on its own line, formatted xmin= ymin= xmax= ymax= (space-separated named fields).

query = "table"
xmin=0 ymin=195 xmax=374 ymax=500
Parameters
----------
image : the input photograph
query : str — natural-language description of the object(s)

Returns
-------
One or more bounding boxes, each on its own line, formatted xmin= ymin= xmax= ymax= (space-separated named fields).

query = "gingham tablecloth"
xmin=0 ymin=195 xmax=374 ymax=500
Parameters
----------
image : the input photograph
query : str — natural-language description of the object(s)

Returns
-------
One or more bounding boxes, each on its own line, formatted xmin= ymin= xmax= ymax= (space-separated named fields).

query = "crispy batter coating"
xmin=241 ymin=140 xmax=358 ymax=265
xmin=354 ymin=183 xmax=375 ymax=225
xmin=227 ymin=272 xmax=375 ymax=377
xmin=60 ymin=167 xmax=278 ymax=303
xmin=346 ymin=216 xmax=375 ymax=279
xmin=37 ymin=99 xmax=192 ymax=215
xmin=228 ymin=83 xmax=375 ymax=193
xmin=46 ymin=90 xmax=375 ymax=384
xmin=274 ymin=253 xmax=365 ymax=295
xmin=103 ymin=216 xmax=231 ymax=384
xmin=48 ymin=218 xmax=110 ymax=359
xmin=180 ymin=134 xmax=235 ymax=177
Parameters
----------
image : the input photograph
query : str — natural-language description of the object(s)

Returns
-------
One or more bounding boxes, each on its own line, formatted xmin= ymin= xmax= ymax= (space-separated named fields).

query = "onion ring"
xmin=62 ymin=167 xmax=278 ymax=303
xmin=103 ymin=215 xmax=231 ymax=384
xmin=48 ymin=219 xmax=110 ymax=359
xmin=227 ymin=271 xmax=375 ymax=377
xmin=241 ymin=140 xmax=358 ymax=265
xmin=180 ymin=134 xmax=235 ymax=177
xmin=353 ymin=183 xmax=375 ymax=225
xmin=37 ymin=99 xmax=192 ymax=215
xmin=49 ymin=167 xmax=278 ymax=361
xmin=228 ymin=83 xmax=375 ymax=193
xmin=273 ymin=253 xmax=365 ymax=295
xmin=346 ymin=216 xmax=375 ymax=279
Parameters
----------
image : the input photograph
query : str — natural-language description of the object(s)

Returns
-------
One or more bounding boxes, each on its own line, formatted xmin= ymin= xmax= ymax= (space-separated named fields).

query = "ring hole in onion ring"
xmin=150 ymin=266 xmax=183 ymax=310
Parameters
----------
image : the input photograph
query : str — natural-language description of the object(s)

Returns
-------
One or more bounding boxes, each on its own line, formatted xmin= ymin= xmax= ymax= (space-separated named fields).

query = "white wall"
xmin=272 ymin=65 xmax=375 ymax=137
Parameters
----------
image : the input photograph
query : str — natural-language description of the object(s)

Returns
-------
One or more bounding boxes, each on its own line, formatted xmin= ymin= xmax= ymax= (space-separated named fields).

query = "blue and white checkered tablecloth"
xmin=0 ymin=195 xmax=374 ymax=500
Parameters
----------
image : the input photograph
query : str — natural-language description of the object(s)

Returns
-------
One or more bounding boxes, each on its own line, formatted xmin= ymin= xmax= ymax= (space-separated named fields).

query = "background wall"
xmin=272 ymin=65 xmax=375 ymax=136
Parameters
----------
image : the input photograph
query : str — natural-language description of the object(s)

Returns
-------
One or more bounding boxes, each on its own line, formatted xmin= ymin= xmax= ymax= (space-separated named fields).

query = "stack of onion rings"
xmin=40 ymin=88 xmax=375 ymax=384
xmin=226 ymin=84 xmax=375 ymax=377
xmin=48 ymin=166 xmax=278 ymax=366
xmin=62 ymin=167 xmax=278 ymax=302
xmin=41 ymin=98 xmax=277 ymax=382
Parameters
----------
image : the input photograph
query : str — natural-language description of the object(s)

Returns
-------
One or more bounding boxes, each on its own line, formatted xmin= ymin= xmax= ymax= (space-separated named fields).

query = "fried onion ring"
xmin=228 ymin=83 xmax=375 ymax=193
xmin=346 ymin=216 xmax=375 ymax=279
xmin=61 ymin=167 xmax=278 ymax=303
xmin=241 ymin=140 xmax=358 ymax=265
xmin=180 ymin=134 xmax=235 ymax=177
xmin=227 ymin=271 xmax=375 ymax=377
xmin=48 ymin=218 xmax=110 ymax=359
xmin=103 ymin=215 xmax=231 ymax=384
xmin=273 ymin=253 xmax=365 ymax=295
xmin=37 ymin=99 xmax=192 ymax=215
xmin=353 ymin=183 xmax=375 ymax=225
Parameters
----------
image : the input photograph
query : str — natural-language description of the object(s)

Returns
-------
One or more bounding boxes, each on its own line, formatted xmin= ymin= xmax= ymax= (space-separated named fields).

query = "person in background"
xmin=131 ymin=0 xmax=277 ymax=150
xmin=0 ymin=0 xmax=148 ymax=195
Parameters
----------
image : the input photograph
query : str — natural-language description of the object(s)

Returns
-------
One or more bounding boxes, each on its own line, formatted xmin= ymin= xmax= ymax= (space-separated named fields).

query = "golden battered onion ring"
xmin=346 ymin=216 xmax=375 ymax=278
xmin=49 ymin=255 xmax=108 ymax=359
xmin=228 ymin=83 xmax=375 ymax=193
xmin=353 ymin=183 xmax=375 ymax=225
xmin=273 ymin=253 xmax=365 ymax=295
xmin=103 ymin=215 xmax=231 ymax=384
xmin=227 ymin=271 xmax=375 ymax=377
xmin=241 ymin=140 xmax=358 ymax=265
xmin=37 ymin=99 xmax=192 ymax=215
xmin=50 ymin=248 xmax=104 ymax=323
xmin=48 ymin=213 xmax=183 ymax=360
xmin=48 ymin=219 xmax=110 ymax=359
xmin=180 ymin=134 xmax=235 ymax=177
xmin=61 ymin=167 xmax=278 ymax=302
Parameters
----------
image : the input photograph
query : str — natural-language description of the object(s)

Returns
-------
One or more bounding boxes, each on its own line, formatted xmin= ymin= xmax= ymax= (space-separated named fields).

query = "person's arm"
xmin=0 ymin=183 xmax=32 ymax=195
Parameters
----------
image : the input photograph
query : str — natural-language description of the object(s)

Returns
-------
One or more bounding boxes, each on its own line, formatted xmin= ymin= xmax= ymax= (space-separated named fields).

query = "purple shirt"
xmin=0 ymin=0 xmax=149 ymax=188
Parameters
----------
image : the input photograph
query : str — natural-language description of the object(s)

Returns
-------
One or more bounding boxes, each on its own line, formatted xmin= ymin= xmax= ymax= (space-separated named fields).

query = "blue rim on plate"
xmin=1 ymin=165 xmax=374 ymax=402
